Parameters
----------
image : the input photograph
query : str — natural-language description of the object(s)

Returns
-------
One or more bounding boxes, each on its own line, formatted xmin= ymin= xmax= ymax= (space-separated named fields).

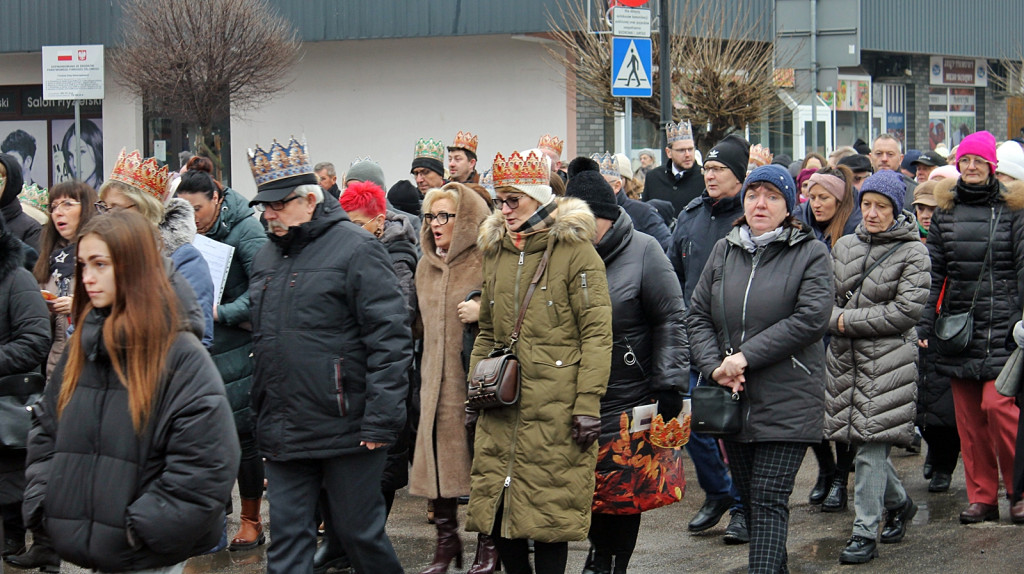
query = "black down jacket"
xmin=0 ymin=226 xmax=50 ymax=506
xmin=642 ymin=161 xmax=705 ymax=218
xmin=919 ymin=177 xmax=1024 ymax=381
xmin=248 ymin=199 xmax=413 ymax=460
xmin=595 ymin=208 xmax=688 ymax=432
xmin=687 ymin=223 xmax=833 ymax=444
xmin=668 ymin=192 xmax=744 ymax=304
xmin=23 ymin=309 xmax=239 ymax=572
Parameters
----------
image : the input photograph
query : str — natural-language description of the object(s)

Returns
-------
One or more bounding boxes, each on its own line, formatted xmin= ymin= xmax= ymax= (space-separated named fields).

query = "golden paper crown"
xmin=109 ymin=148 xmax=171 ymax=202
xmin=749 ymin=144 xmax=774 ymax=168
xmin=666 ymin=120 xmax=693 ymax=144
xmin=20 ymin=183 xmax=48 ymax=211
xmin=247 ymin=137 xmax=314 ymax=188
xmin=537 ymin=134 xmax=564 ymax=157
xmin=649 ymin=413 xmax=690 ymax=448
xmin=590 ymin=152 xmax=620 ymax=178
xmin=492 ymin=151 xmax=550 ymax=188
xmin=449 ymin=131 xmax=479 ymax=155
xmin=414 ymin=138 xmax=445 ymax=162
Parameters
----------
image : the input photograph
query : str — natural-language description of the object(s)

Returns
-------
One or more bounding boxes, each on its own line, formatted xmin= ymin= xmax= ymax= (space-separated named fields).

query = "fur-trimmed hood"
xmin=934 ymin=177 xmax=1024 ymax=212
xmin=477 ymin=196 xmax=596 ymax=254
xmin=160 ymin=198 xmax=198 ymax=255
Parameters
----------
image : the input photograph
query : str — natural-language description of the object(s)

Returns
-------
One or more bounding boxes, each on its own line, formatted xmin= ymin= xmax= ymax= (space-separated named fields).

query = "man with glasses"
xmin=411 ymin=138 xmax=447 ymax=195
xmin=669 ymin=134 xmax=750 ymax=544
xmin=246 ymin=138 xmax=412 ymax=574
xmin=642 ymin=120 xmax=705 ymax=217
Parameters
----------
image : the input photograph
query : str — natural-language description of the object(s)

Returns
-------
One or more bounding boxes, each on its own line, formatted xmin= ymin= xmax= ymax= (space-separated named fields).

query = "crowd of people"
xmin=0 ymin=120 xmax=1024 ymax=574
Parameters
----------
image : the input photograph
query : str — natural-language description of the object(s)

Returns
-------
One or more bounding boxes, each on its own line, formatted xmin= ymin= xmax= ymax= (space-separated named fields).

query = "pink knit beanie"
xmin=955 ymin=130 xmax=998 ymax=171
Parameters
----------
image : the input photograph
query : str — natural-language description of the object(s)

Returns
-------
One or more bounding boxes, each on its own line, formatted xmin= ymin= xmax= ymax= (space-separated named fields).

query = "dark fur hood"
xmin=160 ymin=198 xmax=197 ymax=255
xmin=477 ymin=197 xmax=596 ymax=254
xmin=934 ymin=177 xmax=1024 ymax=212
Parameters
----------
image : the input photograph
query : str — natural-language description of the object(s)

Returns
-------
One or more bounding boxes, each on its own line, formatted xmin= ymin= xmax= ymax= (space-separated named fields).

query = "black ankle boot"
xmin=4 ymin=541 xmax=60 ymax=573
xmin=809 ymin=471 xmax=834 ymax=505
xmin=582 ymin=545 xmax=612 ymax=574
xmin=821 ymin=476 xmax=848 ymax=513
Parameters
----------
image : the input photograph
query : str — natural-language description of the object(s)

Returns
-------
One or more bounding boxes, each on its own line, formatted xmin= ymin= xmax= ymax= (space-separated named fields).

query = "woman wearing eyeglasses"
xmin=467 ymin=151 xmax=612 ymax=574
xmin=410 ymin=182 xmax=493 ymax=574
xmin=919 ymin=130 xmax=1024 ymax=525
xmin=97 ymin=149 xmax=214 ymax=350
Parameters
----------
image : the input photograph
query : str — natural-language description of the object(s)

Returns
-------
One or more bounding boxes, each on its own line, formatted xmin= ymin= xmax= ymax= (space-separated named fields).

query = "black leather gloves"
xmin=571 ymin=415 xmax=601 ymax=450
xmin=653 ymin=390 xmax=684 ymax=419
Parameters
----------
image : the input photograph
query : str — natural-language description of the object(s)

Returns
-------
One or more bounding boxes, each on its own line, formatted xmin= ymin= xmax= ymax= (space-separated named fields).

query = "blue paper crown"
xmin=590 ymin=152 xmax=620 ymax=178
xmin=247 ymin=137 xmax=314 ymax=187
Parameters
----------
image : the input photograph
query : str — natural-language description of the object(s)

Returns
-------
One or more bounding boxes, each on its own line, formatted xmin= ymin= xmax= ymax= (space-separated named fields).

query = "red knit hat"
xmin=955 ymin=130 xmax=998 ymax=171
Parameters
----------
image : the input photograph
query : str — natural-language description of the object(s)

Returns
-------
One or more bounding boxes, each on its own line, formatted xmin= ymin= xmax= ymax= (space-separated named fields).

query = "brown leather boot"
xmin=467 ymin=533 xmax=500 ymax=574
xmin=418 ymin=498 xmax=463 ymax=574
xmin=229 ymin=497 xmax=266 ymax=551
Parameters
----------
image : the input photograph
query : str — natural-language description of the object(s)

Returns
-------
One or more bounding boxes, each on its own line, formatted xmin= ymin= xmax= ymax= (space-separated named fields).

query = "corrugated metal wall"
xmin=861 ymin=0 xmax=1024 ymax=59
xmin=0 ymin=0 xmax=1019 ymax=59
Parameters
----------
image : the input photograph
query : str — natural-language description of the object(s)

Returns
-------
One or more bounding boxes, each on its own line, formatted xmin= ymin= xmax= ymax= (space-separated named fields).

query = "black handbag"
xmin=0 ymin=373 xmax=45 ymax=450
xmin=934 ymin=205 xmax=1001 ymax=356
xmin=690 ymin=247 xmax=743 ymax=436
xmin=467 ymin=242 xmax=553 ymax=410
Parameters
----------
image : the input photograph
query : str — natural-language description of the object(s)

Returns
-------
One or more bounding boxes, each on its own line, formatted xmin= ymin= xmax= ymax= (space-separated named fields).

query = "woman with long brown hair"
xmin=22 ymin=211 xmax=239 ymax=574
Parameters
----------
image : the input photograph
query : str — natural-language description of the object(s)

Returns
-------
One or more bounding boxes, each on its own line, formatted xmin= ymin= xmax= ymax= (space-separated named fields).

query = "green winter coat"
xmin=466 ymin=197 xmax=613 ymax=543
xmin=204 ymin=187 xmax=267 ymax=433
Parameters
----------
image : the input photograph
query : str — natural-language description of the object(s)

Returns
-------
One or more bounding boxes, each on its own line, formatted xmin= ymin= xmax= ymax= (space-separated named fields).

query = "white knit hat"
xmin=996 ymin=141 xmax=1024 ymax=181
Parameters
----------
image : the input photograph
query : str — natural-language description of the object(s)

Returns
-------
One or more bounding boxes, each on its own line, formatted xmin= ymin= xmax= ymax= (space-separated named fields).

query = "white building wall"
xmin=229 ymin=35 xmax=572 ymax=198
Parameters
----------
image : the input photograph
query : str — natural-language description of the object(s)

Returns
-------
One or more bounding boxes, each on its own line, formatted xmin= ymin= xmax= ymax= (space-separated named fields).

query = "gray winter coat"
xmin=825 ymin=214 xmax=930 ymax=447
xmin=687 ymin=223 xmax=833 ymax=444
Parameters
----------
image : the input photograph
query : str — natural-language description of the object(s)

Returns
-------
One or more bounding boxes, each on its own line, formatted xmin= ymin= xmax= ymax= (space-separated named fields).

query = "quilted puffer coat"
xmin=825 ymin=214 xmax=930 ymax=447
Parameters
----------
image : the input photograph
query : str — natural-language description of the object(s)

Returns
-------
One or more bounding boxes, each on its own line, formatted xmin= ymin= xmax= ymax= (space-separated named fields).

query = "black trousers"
xmin=264 ymin=451 xmax=402 ymax=574
xmin=923 ymin=425 xmax=961 ymax=476
xmin=724 ymin=441 xmax=807 ymax=574
xmin=491 ymin=506 xmax=567 ymax=574
xmin=237 ymin=431 xmax=264 ymax=500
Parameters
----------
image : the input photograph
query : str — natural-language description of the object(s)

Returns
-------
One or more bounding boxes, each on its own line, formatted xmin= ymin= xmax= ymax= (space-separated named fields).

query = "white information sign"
xmin=613 ymin=7 xmax=651 ymax=38
xmin=42 ymin=45 xmax=105 ymax=101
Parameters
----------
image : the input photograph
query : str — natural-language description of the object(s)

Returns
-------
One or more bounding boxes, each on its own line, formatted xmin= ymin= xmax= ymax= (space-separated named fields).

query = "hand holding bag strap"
xmin=508 ymin=240 xmax=555 ymax=348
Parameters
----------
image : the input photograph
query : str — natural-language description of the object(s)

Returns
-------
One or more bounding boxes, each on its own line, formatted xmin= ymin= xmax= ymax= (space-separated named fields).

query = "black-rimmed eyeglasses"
xmin=492 ymin=195 xmax=524 ymax=210
xmin=424 ymin=212 xmax=456 ymax=225
xmin=254 ymin=194 xmax=301 ymax=212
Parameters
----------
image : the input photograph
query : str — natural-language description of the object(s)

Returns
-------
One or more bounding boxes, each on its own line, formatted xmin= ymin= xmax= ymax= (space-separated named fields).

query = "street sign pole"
xmin=810 ymin=0 xmax=817 ymax=154
xmin=624 ymin=97 xmax=633 ymax=157
xmin=74 ymin=99 xmax=82 ymax=182
xmin=659 ymin=0 xmax=671 ymax=163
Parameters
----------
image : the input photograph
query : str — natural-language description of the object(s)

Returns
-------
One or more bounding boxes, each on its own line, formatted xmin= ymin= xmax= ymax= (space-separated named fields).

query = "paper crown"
xmin=479 ymin=169 xmax=494 ymax=193
xmin=414 ymin=138 xmax=445 ymax=162
xmin=749 ymin=144 xmax=774 ymax=168
xmin=449 ymin=131 xmax=479 ymax=155
xmin=492 ymin=151 xmax=550 ymax=188
xmin=109 ymin=148 xmax=171 ymax=202
xmin=247 ymin=137 xmax=315 ymax=188
xmin=590 ymin=152 xmax=620 ymax=178
xmin=20 ymin=183 xmax=48 ymax=211
xmin=350 ymin=155 xmax=377 ymax=166
xmin=649 ymin=414 xmax=690 ymax=449
xmin=537 ymin=134 xmax=564 ymax=157
xmin=666 ymin=120 xmax=694 ymax=144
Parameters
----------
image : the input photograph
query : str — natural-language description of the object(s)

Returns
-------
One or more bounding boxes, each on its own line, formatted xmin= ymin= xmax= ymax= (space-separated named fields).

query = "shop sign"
xmin=930 ymin=56 xmax=988 ymax=87
xmin=0 ymin=88 xmax=17 ymax=115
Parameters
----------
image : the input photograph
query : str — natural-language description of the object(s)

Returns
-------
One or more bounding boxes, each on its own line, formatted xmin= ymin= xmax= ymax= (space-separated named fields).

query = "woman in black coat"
xmin=0 ymin=211 xmax=50 ymax=561
xmin=687 ymin=165 xmax=833 ymax=574
xmin=23 ymin=212 xmax=239 ymax=573
xmin=566 ymin=168 xmax=688 ymax=573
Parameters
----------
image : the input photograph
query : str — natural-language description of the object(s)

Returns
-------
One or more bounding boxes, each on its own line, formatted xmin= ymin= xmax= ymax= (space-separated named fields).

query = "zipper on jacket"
xmin=740 ymin=247 xmax=765 ymax=342
xmin=513 ymin=252 xmax=525 ymax=316
xmin=581 ymin=273 xmax=590 ymax=307
xmin=500 ymin=413 xmax=522 ymax=539
xmin=985 ymin=206 xmax=995 ymax=356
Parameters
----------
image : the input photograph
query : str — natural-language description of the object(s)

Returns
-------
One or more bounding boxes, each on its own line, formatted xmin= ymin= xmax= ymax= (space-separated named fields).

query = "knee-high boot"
xmin=418 ymin=498 xmax=463 ymax=574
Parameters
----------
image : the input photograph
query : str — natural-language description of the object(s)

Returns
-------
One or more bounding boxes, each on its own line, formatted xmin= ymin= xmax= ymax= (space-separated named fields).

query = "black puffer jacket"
xmin=0 ymin=226 xmax=50 ymax=506
xmin=668 ymin=192 xmax=744 ymax=304
xmin=248 ymin=199 xmax=413 ymax=459
xmin=919 ymin=177 xmax=1024 ymax=381
xmin=616 ymin=192 xmax=671 ymax=252
xmin=23 ymin=309 xmax=239 ymax=572
xmin=687 ymin=223 xmax=833 ymax=444
xmin=0 ymin=154 xmax=41 ymax=251
xmin=596 ymin=209 xmax=688 ymax=432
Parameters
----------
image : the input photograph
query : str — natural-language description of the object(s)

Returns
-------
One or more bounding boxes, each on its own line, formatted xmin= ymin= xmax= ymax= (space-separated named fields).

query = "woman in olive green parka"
xmin=467 ymin=161 xmax=612 ymax=574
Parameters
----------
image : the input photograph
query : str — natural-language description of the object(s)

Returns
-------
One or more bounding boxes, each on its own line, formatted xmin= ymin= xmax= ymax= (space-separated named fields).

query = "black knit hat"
xmin=704 ymin=134 xmax=750 ymax=183
xmin=565 ymin=170 xmax=620 ymax=221
xmin=838 ymin=153 xmax=874 ymax=174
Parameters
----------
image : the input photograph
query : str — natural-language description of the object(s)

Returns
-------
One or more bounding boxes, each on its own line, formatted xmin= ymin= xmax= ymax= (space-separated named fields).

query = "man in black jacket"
xmin=642 ymin=120 xmax=705 ymax=217
xmin=247 ymin=138 xmax=412 ymax=574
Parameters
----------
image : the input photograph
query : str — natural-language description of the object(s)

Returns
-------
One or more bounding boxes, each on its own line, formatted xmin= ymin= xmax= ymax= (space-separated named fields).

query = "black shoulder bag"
xmin=934 ymin=205 xmax=1002 ymax=356
xmin=691 ymin=247 xmax=742 ymax=436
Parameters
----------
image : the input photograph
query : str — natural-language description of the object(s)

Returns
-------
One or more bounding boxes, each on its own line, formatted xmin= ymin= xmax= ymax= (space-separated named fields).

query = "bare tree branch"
xmin=547 ymin=0 xmax=782 ymax=152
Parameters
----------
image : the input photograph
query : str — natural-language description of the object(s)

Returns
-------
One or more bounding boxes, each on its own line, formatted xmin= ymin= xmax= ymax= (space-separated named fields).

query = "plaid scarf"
xmin=509 ymin=200 xmax=558 ymax=250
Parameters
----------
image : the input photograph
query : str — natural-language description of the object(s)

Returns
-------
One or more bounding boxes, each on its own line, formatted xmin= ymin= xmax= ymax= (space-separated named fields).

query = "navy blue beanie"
xmin=742 ymin=164 xmax=798 ymax=213
xmin=859 ymin=170 xmax=906 ymax=213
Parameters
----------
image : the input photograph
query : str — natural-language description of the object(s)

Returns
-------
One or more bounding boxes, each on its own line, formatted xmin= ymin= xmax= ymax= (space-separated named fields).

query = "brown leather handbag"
xmin=467 ymin=242 xmax=553 ymax=410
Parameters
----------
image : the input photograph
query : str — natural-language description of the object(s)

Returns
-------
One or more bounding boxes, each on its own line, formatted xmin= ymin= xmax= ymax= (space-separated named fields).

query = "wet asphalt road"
xmin=39 ymin=446 xmax=1021 ymax=573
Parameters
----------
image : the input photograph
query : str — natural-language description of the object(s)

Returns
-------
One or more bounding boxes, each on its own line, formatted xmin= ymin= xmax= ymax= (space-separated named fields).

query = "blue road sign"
xmin=611 ymin=37 xmax=652 ymax=97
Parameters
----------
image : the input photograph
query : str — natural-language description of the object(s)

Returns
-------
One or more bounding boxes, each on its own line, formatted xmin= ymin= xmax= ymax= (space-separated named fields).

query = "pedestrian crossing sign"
xmin=611 ymin=37 xmax=652 ymax=97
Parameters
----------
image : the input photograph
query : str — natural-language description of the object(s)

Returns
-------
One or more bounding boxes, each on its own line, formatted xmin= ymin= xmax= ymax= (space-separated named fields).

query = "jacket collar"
xmin=206 ymin=188 xmax=254 ymax=241
xmin=595 ymin=206 xmax=633 ymax=262
xmin=267 ymin=198 xmax=346 ymax=256
xmin=854 ymin=211 xmax=921 ymax=243
xmin=478 ymin=197 xmax=597 ymax=255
